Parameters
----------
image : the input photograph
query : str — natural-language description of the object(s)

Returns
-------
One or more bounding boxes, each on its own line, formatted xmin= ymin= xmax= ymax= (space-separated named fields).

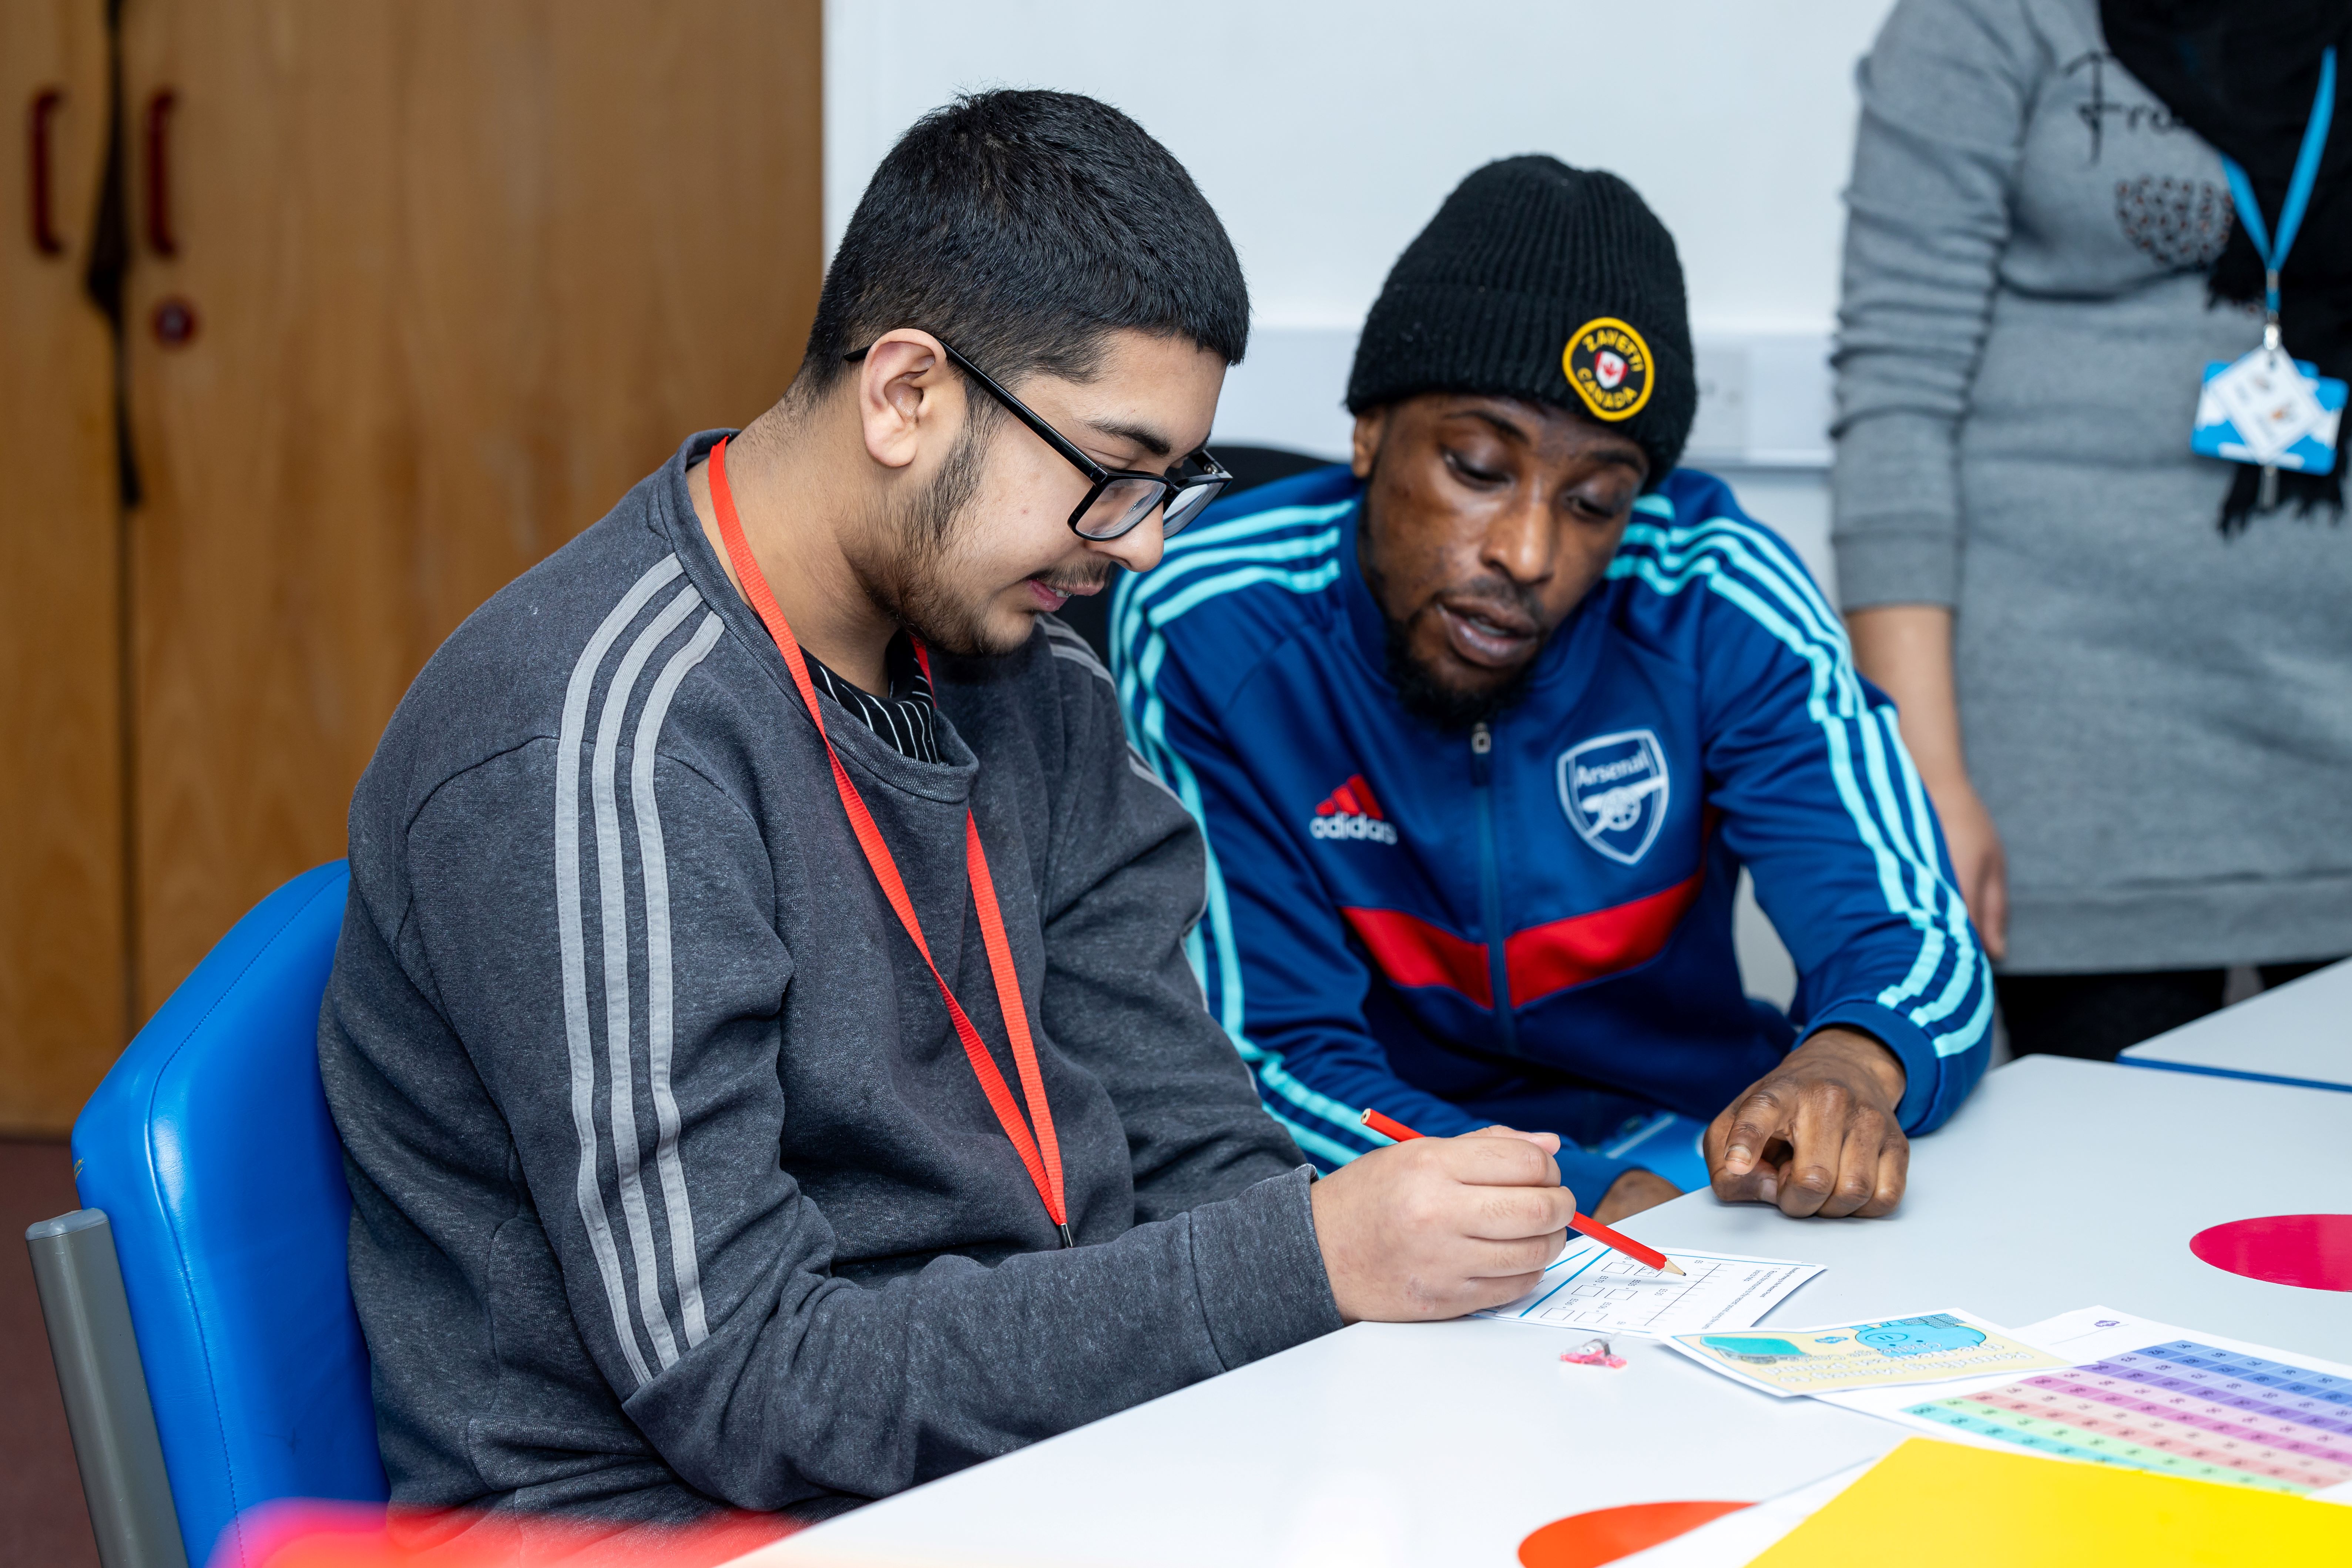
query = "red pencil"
xmin=1358 ymin=1107 xmax=1687 ymax=1276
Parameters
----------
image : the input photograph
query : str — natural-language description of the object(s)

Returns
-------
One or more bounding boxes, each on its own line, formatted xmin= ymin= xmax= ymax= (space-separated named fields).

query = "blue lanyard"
xmin=2220 ymin=46 xmax=2336 ymax=323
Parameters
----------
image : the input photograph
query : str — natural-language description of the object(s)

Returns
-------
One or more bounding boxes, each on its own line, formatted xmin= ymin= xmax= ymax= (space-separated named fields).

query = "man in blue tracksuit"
xmin=1114 ymin=158 xmax=1991 ymax=1224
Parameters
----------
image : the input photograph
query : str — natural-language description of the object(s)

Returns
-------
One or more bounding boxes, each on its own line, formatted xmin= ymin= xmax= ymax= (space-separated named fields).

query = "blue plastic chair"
xmin=67 ymin=862 xmax=387 ymax=1568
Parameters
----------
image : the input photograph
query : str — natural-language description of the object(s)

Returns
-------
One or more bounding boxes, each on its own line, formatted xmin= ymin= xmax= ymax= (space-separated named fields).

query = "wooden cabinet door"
xmin=0 ymin=0 xmax=126 ymax=1132
xmin=119 ymin=0 xmax=822 ymax=1010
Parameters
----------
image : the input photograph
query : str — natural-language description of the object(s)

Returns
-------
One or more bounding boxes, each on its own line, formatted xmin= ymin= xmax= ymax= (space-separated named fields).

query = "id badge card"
xmin=2192 ymin=347 xmax=2346 ymax=476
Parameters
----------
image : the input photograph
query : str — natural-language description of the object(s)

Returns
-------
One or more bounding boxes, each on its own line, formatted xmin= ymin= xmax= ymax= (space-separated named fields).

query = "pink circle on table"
xmin=2190 ymin=1214 xmax=2352 ymax=1292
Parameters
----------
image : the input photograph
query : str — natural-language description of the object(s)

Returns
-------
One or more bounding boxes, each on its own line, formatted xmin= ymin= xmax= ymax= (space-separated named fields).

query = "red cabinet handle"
xmin=144 ymin=88 xmax=177 ymax=256
xmin=29 ymin=88 xmax=63 ymax=256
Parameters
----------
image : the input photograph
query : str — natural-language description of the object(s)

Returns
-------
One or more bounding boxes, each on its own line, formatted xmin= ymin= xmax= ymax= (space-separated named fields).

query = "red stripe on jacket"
xmin=1339 ymin=907 xmax=1493 ymax=1007
xmin=1503 ymin=866 xmax=1706 ymax=1005
xmin=1340 ymin=863 xmax=1705 ymax=1012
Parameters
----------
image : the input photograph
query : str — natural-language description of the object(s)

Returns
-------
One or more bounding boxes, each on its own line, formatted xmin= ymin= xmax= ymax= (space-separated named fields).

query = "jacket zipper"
xmin=1472 ymin=721 xmax=1518 ymax=1054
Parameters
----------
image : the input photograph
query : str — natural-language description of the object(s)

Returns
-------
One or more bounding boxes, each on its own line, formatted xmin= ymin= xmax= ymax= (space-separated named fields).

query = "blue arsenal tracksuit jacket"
xmin=1110 ymin=464 xmax=1992 ymax=1202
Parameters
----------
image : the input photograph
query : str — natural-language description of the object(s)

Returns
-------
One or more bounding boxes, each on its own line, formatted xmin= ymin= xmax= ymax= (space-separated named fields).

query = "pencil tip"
xmin=1662 ymin=1262 xmax=1687 ymax=1276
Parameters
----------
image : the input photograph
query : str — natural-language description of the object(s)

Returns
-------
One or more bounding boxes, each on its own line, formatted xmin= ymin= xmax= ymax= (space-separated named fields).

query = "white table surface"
xmin=767 ymin=1057 xmax=2352 ymax=1568
xmin=2120 ymin=957 xmax=2352 ymax=1091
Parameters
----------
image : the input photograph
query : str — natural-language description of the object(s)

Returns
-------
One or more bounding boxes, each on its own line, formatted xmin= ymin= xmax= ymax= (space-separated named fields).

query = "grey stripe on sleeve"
xmin=1039 ymin=625 xmax=1185 ymax=806
xmin=630 ymin=611 xmax=727 ymax=1350
xmin=591 ymin=582 xmax=705 ymax=1373
xmin=554 ymin=553 xmax=681 ymax=1390
xmin=1040 ymin=621 xmax=1113 ymax=685
xmin=1125 ymin=748 xmax=1183 ymax=805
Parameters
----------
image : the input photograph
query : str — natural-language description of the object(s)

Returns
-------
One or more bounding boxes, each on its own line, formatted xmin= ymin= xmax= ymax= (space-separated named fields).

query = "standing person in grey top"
xmin=320 ymin=91 xmax=1588 ymax=1534
xmin=1831 ymin=0 xmax=2352 ymax=1060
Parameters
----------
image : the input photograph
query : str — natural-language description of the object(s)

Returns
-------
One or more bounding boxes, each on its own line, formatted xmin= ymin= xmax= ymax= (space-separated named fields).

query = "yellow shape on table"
xmin=1749 ymin=1438 xmax=2352 ymax=1567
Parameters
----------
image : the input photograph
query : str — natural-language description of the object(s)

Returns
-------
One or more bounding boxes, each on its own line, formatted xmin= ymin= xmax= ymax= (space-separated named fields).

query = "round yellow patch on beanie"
xmin=1562 ymin=318 xmax=1653 ymax=422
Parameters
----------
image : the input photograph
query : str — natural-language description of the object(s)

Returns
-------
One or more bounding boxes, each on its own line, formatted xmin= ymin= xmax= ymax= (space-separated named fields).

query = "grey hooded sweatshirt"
xmin=319 ymin=431 xmax=1340 ymax=1524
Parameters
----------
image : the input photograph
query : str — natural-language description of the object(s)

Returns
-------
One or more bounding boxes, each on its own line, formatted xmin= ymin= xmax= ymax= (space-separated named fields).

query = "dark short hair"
xmin=800 ymin=90 xmax=1249 ymax=396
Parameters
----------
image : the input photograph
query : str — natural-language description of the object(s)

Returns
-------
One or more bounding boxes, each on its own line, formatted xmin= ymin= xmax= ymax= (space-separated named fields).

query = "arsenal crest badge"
xmin=1563 ymin=317 xmax=1654 ymax=423
xmin=1558 ymin=729 xmax=1669 ymax=865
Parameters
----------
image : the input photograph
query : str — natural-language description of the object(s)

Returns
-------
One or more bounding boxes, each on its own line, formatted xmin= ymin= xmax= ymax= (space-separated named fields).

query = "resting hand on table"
xmin=1309 ymin=1125 xmax=1578 ymax=1323
xmin=1705 ymin=1027 xmax=1910 ymax=1218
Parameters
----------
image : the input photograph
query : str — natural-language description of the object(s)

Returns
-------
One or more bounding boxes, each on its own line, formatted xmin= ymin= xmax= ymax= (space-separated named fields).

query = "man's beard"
xmin=851 ymin=418 xmax=1117 ymax=663
xmin=1360 ymin=507 xmax=1541 ymax=731
xmin=851 ymin=415 xmax=1006 ymax=659
xmin=1380 ymin=611 xmax=1537 ymax=730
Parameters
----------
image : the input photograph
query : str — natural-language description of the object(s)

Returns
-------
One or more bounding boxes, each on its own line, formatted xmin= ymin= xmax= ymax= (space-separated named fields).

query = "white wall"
xmin=823 ymin=0 xmax=1896 ymax=564
xmin=823 ymin=1 xmax=1903 ymax=1002
xmin=825 ymin=1 xmax=1892 ymax=333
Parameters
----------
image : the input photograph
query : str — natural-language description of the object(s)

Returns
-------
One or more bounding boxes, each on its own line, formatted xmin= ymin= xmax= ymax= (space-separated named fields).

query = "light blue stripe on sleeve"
xmin=1608 ymin=511 xmax=1988 ymax=1060
xmin=1112 ymin=506 xmax=1383 ymax=1161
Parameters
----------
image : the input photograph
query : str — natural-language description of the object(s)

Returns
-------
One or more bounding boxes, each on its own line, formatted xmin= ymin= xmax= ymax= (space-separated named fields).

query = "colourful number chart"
xmin=1903 ymin=1340 xmax=2352 ymax=1495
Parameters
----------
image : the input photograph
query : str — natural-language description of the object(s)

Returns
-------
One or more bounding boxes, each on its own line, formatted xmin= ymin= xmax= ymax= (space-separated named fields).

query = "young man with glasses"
xmin=322 ymin=92 xmax=1580 ymax=1532
xmin=1118 ymin=159 xmax=1993 ymax=1233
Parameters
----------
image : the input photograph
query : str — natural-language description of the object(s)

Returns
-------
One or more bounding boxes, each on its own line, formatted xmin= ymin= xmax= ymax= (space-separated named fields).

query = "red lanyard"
xmin=707 ymin=438 xmax=1072 ymax=1247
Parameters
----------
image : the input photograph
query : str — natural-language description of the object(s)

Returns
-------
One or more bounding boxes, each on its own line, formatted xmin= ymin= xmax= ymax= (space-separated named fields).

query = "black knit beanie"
xmin=1346 ymin=156 xmax=1697 ymax=483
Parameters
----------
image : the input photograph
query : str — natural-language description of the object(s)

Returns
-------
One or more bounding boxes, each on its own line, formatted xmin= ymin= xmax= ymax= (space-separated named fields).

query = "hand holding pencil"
xmin=1304 ymin=1119 xmax=1583 ymax=1324
xmin=1359 ymin=1108 xmax=1685 ymax=1277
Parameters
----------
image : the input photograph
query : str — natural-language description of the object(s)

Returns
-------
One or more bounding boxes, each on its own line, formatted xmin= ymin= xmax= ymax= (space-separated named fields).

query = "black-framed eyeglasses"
xmin=846 ymin=337 xmax=1231 ymax=541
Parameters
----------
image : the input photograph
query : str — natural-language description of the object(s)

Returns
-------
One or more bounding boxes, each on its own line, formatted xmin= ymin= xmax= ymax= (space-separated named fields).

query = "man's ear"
xmin=854 ymin=330 xmax=960 ymax=472
xmin=1350 ymin=407 xmax=1389 ymax=480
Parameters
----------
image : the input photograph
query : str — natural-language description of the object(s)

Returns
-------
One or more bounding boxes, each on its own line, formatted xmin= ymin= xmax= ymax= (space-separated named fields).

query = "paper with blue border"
xmin=1475 ymin=1242 xmax=1821 ymax=1337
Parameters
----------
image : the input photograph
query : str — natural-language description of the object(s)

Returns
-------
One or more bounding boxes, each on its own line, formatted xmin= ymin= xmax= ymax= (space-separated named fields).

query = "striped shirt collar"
xmin=802 ymin=634 xmax=942 ymax=765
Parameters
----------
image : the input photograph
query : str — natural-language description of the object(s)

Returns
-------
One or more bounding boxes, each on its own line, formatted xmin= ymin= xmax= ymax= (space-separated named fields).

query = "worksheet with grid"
xmin=1902 ymin=1339 xmax=2352 ymax=1496
xmin=1823 ymin=1306 xmax=2352 ymax=1504
xmin=1474 ymin=1243 xmax=1823 ymax=1336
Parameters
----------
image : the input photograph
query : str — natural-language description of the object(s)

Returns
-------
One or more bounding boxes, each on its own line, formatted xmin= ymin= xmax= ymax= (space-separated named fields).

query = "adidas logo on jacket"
xmin=1309 ymin=773 xmax=1398 ymax=844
